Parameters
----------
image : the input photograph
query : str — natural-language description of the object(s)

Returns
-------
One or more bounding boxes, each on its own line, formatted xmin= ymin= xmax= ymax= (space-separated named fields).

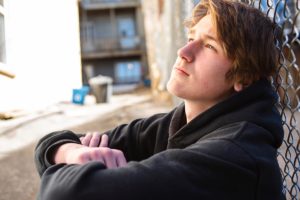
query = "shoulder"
xmin=191 ymin=121 xmax=279 ymax=170
xmin=202 ymin=121 xmax=275 ymax=144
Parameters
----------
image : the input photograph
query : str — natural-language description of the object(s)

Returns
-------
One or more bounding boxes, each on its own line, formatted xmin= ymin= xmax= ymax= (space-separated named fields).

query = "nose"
xmin=177 ymin=42 xmax=195 ymax=63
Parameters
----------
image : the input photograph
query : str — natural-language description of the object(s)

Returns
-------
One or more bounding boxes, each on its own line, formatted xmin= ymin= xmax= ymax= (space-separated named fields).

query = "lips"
xmin=175 ymin=67 xmax=190 ymax=76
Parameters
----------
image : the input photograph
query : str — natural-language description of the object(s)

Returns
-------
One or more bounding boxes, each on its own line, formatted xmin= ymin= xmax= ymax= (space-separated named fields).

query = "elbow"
xmin=38 ymin=168 xmax=79 ymax=200
xmin=37 ymin=183 xmax=78 ymax=200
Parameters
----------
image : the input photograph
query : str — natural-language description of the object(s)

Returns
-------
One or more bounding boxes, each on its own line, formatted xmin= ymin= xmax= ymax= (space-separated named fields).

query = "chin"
xmin=166 ymin=80 xmax=175 ymax=94
xmin=167 ymin=81 xmax=185 ymax=98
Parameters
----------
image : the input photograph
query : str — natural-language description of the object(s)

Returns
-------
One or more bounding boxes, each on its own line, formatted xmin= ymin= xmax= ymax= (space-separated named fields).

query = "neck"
xmin=184 ymin=100 xmax=214 ymax=123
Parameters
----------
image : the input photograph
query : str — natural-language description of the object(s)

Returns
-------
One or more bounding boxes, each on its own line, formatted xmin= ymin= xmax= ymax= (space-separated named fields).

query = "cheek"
xmin=217 ymin=56 xmax=233 ymax=73
xmin=193 ymin=60 xmax=232 ymax=89
xmin=205 ymin=58 xmax=231 ymax=77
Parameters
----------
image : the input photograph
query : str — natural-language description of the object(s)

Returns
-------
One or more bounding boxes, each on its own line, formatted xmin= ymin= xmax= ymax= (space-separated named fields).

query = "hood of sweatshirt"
xmin=168 ymin=79 xmax=284 ymax=149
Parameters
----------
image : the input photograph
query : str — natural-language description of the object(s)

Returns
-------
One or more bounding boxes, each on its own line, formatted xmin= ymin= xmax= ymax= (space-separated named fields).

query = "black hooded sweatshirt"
xmin=35 ymin=79 xmax=284 ymax=200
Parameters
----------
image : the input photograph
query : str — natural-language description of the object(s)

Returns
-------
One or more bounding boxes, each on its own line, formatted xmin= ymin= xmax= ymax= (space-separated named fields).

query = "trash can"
xmin=89 ymin=75 xmax=113 ymax=103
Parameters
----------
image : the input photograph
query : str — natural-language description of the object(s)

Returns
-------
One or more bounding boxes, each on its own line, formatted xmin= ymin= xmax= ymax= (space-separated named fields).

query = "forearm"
xmin=47 ymin=131 xmax=133 ymax=167
xmin=37 ymin=144 xmax=256 ymax=200
xmin=37 ymin=151 xmax=181 ymax=200
xmin=34 ymin=130 xmax=81 ymax=176
xmin=35 ymin=115 xmax=159 ymax=176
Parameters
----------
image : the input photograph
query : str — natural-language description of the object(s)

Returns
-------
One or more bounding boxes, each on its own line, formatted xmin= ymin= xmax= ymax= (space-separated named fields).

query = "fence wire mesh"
xmin=240 ymin=0 xmax=300 ymax=199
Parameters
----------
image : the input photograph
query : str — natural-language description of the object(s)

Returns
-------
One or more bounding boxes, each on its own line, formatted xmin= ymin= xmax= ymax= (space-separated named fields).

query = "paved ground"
xmin=0 ymin=93 xmax=173 ymax=200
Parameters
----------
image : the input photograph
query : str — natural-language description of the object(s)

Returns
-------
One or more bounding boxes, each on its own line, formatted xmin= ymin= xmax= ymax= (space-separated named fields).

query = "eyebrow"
xmin=188 ymin=29 xmax=195 ymax=35
xmin=203 ymin=34 xmax=219 ymax=43
xmin=188 ymin=29 xmax=219 ymax=43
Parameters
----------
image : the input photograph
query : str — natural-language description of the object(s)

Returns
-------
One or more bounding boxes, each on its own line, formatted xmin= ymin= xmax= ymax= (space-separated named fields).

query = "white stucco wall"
xmin=0 ymin=0 xmax=82 ymax=112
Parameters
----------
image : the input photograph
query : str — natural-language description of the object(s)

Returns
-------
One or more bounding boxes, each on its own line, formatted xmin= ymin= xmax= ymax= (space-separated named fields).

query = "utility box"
xmin=89 ymin=75 xmax=113 ymax=103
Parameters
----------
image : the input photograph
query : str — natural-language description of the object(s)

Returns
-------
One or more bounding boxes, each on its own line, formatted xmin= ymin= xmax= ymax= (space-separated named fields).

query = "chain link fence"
xmin=241 ymin=0 xmax=300 ymax=199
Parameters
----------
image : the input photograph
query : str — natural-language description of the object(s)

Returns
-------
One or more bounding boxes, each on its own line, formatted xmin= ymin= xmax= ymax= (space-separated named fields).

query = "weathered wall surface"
xmin=142 ymin=0 xmax=196 ymax=104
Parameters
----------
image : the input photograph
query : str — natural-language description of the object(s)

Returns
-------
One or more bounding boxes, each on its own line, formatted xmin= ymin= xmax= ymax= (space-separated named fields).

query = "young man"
xmin=35 ymin=0 xmax=284 ymax=199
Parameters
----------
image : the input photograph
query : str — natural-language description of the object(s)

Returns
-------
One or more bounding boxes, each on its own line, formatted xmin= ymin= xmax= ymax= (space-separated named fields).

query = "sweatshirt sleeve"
xmin=34 ymin=112 xmax=172 ymax=176
xmin=34 ymin=130 xmax=82 ymax=176
xmin=36 ymin=139 xmax=260 ymax=200
xmin=104 ymin=112 xmax=172 ymax=161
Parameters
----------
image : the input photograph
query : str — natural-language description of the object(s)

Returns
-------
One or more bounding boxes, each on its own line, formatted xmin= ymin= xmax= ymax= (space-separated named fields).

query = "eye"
xmin=205 ymin=44 xmax=216 ymax=51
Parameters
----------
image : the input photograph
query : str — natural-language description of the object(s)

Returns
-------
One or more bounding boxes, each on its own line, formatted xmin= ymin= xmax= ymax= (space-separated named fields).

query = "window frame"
xmin=0 ymin=1 xmax=6 ymax=64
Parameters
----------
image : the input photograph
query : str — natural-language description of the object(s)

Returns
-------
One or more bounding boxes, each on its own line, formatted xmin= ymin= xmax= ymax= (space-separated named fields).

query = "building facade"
xmin=78 ymin=0 xmax=148 ymax=89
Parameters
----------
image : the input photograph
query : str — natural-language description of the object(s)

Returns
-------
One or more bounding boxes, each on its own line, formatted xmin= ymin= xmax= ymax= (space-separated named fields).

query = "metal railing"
xmin=80 ymin=23 xmax=141 ymax=53
xmin=81 ymin=34 xmax=141 ymax=53
xmin=241 ymin=0 xmax=300 ymax=199
xmin=83 ymin=0 xmax=137 ymax=2
xmin=81 ymin=0 xmax=138 ymax=6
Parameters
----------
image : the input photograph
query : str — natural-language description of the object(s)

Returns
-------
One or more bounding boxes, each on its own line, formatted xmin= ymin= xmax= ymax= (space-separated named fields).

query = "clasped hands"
xmin=54 ymin=132 xmax=127 ymax=169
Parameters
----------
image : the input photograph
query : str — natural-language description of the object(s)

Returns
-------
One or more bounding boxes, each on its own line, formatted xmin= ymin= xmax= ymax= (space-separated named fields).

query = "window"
xmin=114 ymin=61 xmax=142 ymax=84
xmin=0 ymin=1 xmax=5 ymax=63
xmin=117 ymin=15 xmax=137 ymax=49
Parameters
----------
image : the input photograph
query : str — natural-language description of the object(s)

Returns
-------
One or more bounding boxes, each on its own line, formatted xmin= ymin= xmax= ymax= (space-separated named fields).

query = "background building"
xmin=78 ymin=0 xmax=148 ymax=92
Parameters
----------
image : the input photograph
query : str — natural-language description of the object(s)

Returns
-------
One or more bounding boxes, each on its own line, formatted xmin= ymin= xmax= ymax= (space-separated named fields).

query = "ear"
xmin=233 ymin=81 xmax=251 ymax=92
xmin=234 ymin=82 xmax=244 ymax=92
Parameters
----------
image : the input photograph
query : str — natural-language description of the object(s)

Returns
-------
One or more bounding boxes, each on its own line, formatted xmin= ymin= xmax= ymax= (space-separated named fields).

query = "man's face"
xmin=167 ymin=14 xmax=236 ymax=108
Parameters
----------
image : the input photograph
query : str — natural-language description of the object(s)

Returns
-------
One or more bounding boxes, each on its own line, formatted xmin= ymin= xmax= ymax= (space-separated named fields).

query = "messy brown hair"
xmin=185 ymin=0 xmax=280 ymax=84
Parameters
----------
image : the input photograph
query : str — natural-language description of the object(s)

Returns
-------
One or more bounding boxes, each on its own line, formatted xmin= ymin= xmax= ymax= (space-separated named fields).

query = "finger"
xmin=89 ymin=132 xmax=101 ymax=147
xmin=82 ymin=132 xmax=92 ymax=146
xmin=114 ymin=150 xmax=127 ymax=167
xmin=103 ymin=157 xmax=117 ymax=169
xmin=101 ymin=148 xmax=118 ymax=169
xmin=89 ymin=149 xmax=105 ymax=165
xmin=99 ymin=134 xmax=109 ymax=147
xmin=79 ymin=137 xmax=84 ymax=143
xmin=79 ymin=153 xmax=91 ymax=164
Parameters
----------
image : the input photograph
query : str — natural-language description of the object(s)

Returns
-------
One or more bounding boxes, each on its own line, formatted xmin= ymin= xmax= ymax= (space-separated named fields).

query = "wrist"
xmin=53 ymin=143 xmax=81 ymax=164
